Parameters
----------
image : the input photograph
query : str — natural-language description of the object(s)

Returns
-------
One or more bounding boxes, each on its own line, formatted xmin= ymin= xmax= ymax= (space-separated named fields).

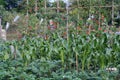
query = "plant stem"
xmin=76 ymin=53 xmax=78 ymax=72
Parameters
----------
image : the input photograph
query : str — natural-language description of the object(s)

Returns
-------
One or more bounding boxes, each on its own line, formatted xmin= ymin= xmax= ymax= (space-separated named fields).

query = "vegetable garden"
xmin=0 ymin=0 xmax=120 ymax=80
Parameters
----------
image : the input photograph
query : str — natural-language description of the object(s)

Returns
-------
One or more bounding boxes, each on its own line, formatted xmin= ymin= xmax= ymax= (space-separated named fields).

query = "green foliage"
xmin=0 ymin=0 xmax=5 ymax=5
xmin=0 ymin=30 xmax=120 ymax=79
xmin=0 ymin=0 xmax=120 ymax=80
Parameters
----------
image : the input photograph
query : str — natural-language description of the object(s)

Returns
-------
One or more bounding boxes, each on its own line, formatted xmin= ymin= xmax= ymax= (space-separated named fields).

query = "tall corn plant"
xmin=1 ymin=30 xmax=120 ymax=72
